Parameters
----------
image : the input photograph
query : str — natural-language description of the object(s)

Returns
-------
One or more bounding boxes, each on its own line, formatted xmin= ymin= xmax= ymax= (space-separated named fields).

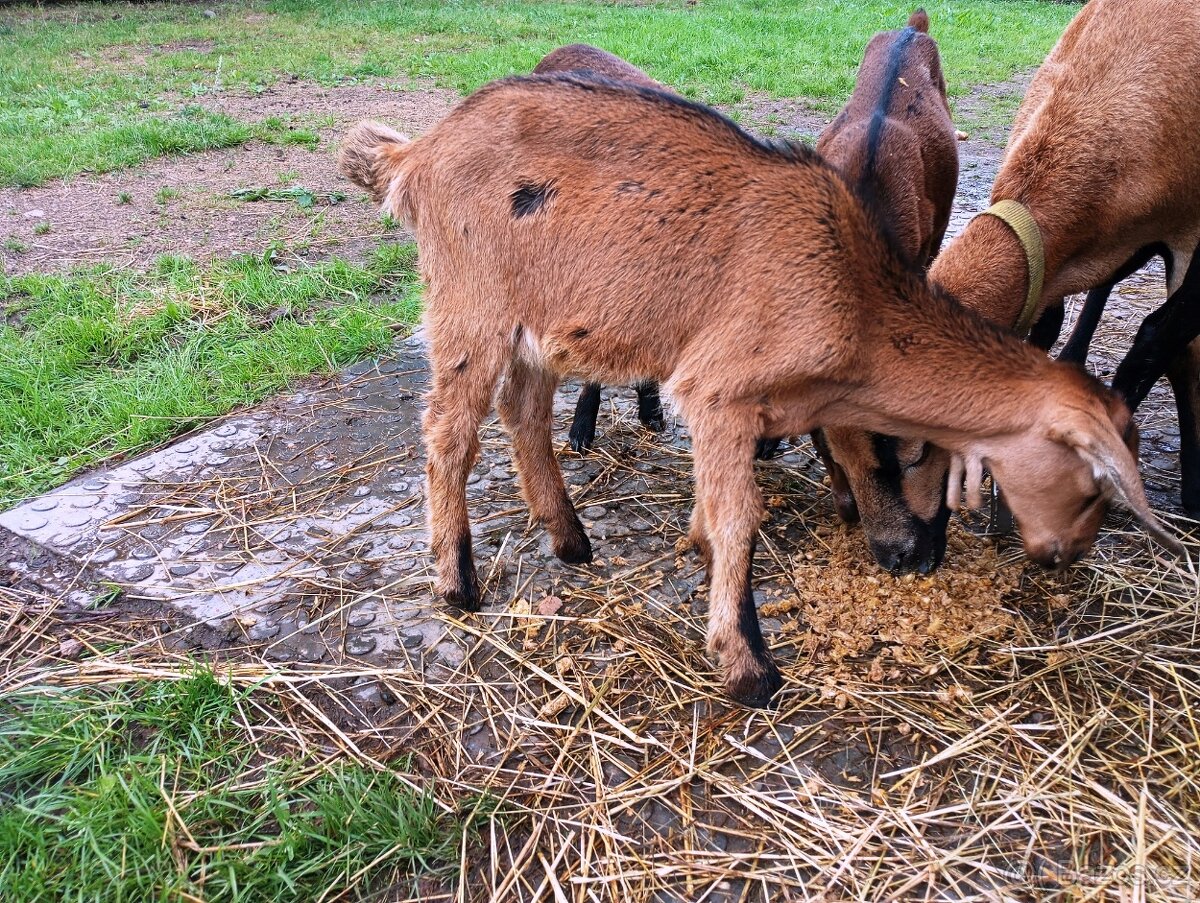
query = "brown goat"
xmin=339 ymin=75 xmax=1176 ymax=707
xmin=822 ymin=0 xmax=1200 ymax=566
xmin=800 ymin=9 xmax=961 ymax=573
xmin=533 ymin=44 xmax=667 ymax=452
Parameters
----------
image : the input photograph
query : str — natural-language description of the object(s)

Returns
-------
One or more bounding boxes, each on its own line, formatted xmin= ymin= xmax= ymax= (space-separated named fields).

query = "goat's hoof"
xmin=441 ymin=584 xmax=481 ymax=613
xmin=568 ymin=422 xmax=596 ymax=454
xmin=1181 ymin=489 xmax=1200 ymax=519
xmin=554 ymin=529 xmax=593 ymax=565
xmin=640 ymin=412 xmax=667 ymax=432
xmin=756 ymin=437 xmax=784 ymax=460
xmin=725 ymin=660 xmax=783 ymax=709
xmin=440 ymin=567 xmax=481 ymax=612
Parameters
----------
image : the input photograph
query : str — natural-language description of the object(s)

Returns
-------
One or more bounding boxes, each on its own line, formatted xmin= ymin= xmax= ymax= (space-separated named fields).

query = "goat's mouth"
xmin=1029 ymin=543 xmax=1085 ymax=572
xmin=868 ymin=529 xmax=946 ymax=576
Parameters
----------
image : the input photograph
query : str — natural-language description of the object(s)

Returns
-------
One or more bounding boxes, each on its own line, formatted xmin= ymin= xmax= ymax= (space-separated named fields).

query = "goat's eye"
xmin=903 ymin=443 xmax=931 ymax=472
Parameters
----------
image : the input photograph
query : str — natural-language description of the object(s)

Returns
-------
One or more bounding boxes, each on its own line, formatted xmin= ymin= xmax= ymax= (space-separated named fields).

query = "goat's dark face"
xmin=819 ymin=427 xmax=952 ymax=574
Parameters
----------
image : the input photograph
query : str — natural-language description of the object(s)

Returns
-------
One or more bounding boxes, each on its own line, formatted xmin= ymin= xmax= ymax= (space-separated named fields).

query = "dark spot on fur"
xmin=570 ymin=327 xmax=590 ymax=340
xmin=511 ymin=182 xmax=556 ymax=218
xmin=616 ymin=180 xmax=644 ymax=194
xmin=891 ymin=332 xmax=916 ymax=354
xmin=454 ymin=355 xmax=469 ymax=373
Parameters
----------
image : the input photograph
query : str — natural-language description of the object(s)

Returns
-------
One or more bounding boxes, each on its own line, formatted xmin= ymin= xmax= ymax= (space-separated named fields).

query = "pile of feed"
xmin=763 ymin=521 xmax=1068 ymax=686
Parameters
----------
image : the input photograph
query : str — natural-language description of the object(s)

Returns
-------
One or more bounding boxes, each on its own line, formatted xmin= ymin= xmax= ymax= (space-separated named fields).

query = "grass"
xmin=0 ymin=243 xmax=422 ymax=506
xmin=0 ymin=670 xmax=477 ymax=901
xmin=0 ymin=0 xmax=1078 ymax=186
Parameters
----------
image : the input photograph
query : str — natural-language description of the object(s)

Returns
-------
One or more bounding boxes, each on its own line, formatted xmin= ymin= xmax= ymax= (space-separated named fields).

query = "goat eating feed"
xmin=339 ymin=75 xmax=1178 ymax=707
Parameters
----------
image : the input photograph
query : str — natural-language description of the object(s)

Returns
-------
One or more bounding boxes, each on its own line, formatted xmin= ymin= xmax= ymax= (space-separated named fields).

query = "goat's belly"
xmin=530 ymin=321 xmax=675 ymax=385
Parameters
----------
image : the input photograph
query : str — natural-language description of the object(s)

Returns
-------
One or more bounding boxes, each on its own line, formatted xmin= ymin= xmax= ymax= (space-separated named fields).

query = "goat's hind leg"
xmin=690 ymin=410 xmax=781 ymax=707
xmin=499 ymin=359 xmax=592 ymax=564
xmin=423 ymin=334 xmax=508 ymax=612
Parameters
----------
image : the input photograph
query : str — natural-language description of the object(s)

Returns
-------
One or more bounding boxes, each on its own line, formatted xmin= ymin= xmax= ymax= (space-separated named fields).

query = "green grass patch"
xmin=0 ymin=244 xmax=422 ymax=505
xmin=1 ymin=0 xmax=1076 ymax=185
xmin=0 ymin=671 xmax=477 ymax=901
xmin=231 ymin=184 xmax=347 ymax=209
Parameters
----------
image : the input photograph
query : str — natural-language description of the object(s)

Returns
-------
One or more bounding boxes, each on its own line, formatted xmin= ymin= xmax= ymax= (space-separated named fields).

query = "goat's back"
xmin=1000 ymin=0 xmax=1200 ymax=254
xmin=816 ymin=21 xmax=957 ymax=265
xmin=384 ymin=76 xmax=913 ymax=387
xmin=532 ymin=44 xmax=660 ymax=89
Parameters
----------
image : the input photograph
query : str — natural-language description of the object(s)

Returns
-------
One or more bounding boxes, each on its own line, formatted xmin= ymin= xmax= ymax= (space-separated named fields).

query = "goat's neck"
xmin=928 ymin=200 xmax=1065 ymax=330
xmin=826 ymin=281 xmax=1061 ymax=453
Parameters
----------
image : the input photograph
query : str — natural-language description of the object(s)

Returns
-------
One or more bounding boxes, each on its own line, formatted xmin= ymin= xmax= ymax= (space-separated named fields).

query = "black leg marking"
xmin=1167 ymin=348 xmax=1200 ymax=515
xmin=1113 ymin=249 xmax=1200 ymax=409
xmin=1028 ymin=301 xmax=1065 ymax=352
xmin=1059 ymin=285 xmax=1112 ymax=363
xmin=728 ymin=538 xmax=783 ymax=709
xmin=554 ymin=507 xmax=594 ymax=565
xmin=635 ymin=381 xmax=666 ymax=431
xmin=569 ymin=383 xmax=602 ymax=452
xmin=445 ymin=533 xmax=481 ymax=612
xmin=1064 ymin=243 xmax=1168 ymax=365
xmin=755 ymin=437 xmax=784 ymax=460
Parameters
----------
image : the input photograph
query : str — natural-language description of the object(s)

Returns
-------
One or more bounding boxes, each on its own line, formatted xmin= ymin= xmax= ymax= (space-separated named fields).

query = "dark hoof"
xmin=554 ymin=527 xmax=593 ymax=565
xmin=640 ymin=412 xmax=667 ymax=432
xmin=725 ymin=659 xmax=783 ymax=709
xmin=442 ymin=582 xmax=480 ymax=613
xmin=756 ymin=437 xmax=784 ymax=460
xmin=568 ymin=424 xmax=595 ymax=454
xmin=1180 ymin=487 xmax=1200 ymax=519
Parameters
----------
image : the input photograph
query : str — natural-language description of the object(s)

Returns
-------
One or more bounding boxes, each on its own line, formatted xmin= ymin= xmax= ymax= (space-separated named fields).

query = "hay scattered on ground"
xmin=766 ymin=522 xmax=1040 ymax=686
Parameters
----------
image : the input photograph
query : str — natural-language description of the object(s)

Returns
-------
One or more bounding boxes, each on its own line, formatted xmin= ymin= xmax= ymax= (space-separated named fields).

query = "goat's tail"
xmin=907 ymin=8 xmax=929 ymax=32
xmin=338 ymin=120 xmax=415 ymax=222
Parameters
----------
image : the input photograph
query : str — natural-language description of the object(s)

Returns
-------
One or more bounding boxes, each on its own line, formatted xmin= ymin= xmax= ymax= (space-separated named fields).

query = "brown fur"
xmin=533 ymin=43 xmax=660 ymax=88
xmin=829 ymin=0 xmax=1200 ymax=567
xmin=807 ymin=10 xmax=961 ymax=571
xmin=338 ymin=75 xmax=1173 ymax=707
xmin=531 ymin=45 xmax=667 ymax=452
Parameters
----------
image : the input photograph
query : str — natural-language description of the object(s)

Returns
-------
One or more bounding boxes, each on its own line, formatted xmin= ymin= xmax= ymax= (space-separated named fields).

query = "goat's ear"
xmin=338 ymin=121 xmax=410 ymax=205
xmin=1049 ymin=418 xmax=1185 ymax=554
xmin=908 ymin=8 xmax=930 ymax=32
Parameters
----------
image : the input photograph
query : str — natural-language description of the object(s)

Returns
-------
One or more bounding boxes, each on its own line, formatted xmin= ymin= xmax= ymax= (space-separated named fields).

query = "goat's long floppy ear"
xmin=338 ymin=121 xmax=411 ymax=207
xmin=1049 ymin=417 xmax=1185 ymax=554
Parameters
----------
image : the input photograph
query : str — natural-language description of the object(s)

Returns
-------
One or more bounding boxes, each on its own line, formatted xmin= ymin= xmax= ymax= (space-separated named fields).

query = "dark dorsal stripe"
xmin=861 ymin=26 xmax=920 ymax=190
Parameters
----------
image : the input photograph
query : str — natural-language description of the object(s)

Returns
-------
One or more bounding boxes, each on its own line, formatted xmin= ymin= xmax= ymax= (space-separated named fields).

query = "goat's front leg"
xmin=1167 ymin=339 xmax=1200 ymax=516
xmin=499 ymin=359 xmax=592 ymax=563
xmin=1058 ymin=286 xmax=1112 ymax=363
xmin=569 ymin=383 xmax=602 ymax=452
xmin=635 ymin=381 xmax=666 ymax=431
xmin=1027 ymin=299 xmax=1065 ymax=352
xmin=691 ymin=414 xmax=781 ymax=707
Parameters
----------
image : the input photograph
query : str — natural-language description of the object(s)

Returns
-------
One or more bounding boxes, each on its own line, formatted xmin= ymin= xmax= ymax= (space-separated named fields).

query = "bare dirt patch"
xmin=727 ymin=91 xmax=832 ymax=144
xmin=0 ymin=82 xmax=459 ymax=275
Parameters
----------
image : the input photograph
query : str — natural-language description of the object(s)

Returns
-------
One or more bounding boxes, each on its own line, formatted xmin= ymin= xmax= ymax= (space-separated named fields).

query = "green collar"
xmin=977 ymin=199 xmax=1045 ymax=337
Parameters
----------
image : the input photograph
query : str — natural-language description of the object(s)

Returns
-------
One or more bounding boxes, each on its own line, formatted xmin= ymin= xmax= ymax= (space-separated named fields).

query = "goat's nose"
xmin=871 ymin=538 xmax=921 ymax=575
